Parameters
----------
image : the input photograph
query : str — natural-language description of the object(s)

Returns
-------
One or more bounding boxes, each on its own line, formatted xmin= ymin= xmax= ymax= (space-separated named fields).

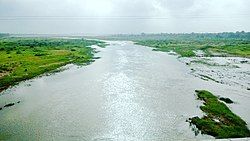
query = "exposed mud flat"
xmin=179 ymin=57 xmax=250 ymax=90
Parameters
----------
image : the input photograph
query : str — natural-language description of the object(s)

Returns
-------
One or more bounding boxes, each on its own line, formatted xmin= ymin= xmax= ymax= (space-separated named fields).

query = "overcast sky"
xmin=0 ymin=0 xmax=249 ymax=35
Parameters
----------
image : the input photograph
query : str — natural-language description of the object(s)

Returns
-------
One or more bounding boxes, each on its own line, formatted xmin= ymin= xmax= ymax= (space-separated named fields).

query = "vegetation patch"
xmin=188 ymin=90 xmax=250 ymax=139
xmin=137 ymin=39 xmax=250 ymax=57
xmin=0 ymin=37 xmax=105 ymax=92
xmin=131 ymin=32 xmax=250 ymax=57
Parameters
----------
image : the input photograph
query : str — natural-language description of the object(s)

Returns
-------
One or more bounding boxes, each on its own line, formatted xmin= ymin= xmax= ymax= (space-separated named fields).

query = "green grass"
xmin=136 ymin=39 xmax=250 ymax=57
xmin=0 ymin=37 xmax=105 ymax=91
xmin=189 ymin=90 xmax=250 ymax=138
xmin=99 ymin=32 xmax=250 ymax=57
xmin=96 ymin=32 xmax=250 ymax=57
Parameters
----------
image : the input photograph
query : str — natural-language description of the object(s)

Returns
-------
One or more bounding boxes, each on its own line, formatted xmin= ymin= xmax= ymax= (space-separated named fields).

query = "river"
xmin=0 ymin=41 xmax=249 ymax=141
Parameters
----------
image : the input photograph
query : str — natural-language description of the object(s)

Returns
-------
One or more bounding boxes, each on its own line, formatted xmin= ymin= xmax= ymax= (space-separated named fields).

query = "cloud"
xmin=0 ymin=0 xmax=249 ymax=34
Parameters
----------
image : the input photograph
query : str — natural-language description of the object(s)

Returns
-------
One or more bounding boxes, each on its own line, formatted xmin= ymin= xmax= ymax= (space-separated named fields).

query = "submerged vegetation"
xmin=189 ymin=90 xmax=250 ymax=139
xmin=0 ymin=37 xmax=105 ymax=92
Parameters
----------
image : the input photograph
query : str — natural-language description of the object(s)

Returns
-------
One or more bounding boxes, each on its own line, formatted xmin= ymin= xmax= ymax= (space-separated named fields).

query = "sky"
xmin=0 ymin=0 xmax=249 ymax=35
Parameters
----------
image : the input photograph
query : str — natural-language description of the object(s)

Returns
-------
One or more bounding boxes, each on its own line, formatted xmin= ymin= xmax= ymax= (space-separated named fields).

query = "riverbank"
xmin=0 ymin=37 xmax=106 ymax=93
xmin=136 ymin=38 xmax=250 ymax=58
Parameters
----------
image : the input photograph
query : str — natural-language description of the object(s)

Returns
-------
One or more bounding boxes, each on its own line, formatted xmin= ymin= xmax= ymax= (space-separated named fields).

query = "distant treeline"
xmin=100 ymin=31 xmax=250 ymax=41
xmin=0 ymin=33 xmax=9 ymax=38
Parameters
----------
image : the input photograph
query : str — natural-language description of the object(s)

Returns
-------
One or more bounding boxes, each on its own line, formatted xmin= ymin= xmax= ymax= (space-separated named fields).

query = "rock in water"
xmin=4 ymin=103 xmax=15 ymax=107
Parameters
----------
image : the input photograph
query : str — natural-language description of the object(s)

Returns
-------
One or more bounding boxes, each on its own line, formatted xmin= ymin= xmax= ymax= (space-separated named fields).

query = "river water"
xmin=0 ymin=41 xmax=249 ymax=141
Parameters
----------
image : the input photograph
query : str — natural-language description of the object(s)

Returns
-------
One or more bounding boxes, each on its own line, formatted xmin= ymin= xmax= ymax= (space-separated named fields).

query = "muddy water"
xmin=0 ymin=41 xmax=249 ymax=141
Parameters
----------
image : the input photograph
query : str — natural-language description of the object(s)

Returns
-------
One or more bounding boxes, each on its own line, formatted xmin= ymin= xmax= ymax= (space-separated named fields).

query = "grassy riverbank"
xmin=0 ymin=37 xmax=105 ymax=92
xmin=136 ymin=38 xmax=250 ymax=57
xmin=189 ymin=90 xmax=250 ymax=138
xmin=98 ymin=32 xmax=250 ymax=57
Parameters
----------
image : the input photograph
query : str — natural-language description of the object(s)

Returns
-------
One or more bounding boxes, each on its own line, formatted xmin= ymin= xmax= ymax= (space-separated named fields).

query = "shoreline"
xmin=0 ymin=37 xmax=105 ymax=94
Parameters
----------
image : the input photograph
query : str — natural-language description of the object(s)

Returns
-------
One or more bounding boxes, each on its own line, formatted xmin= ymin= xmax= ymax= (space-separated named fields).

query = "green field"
xmin=0 ymin=37 xmax=105 ymax=92
xmin=189 ymin=90 xmax=250 ymax=138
